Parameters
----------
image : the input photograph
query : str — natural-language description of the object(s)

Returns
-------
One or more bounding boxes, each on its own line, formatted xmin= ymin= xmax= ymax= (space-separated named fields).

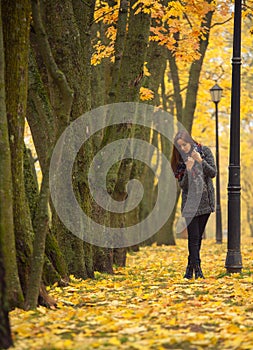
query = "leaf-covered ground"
xmin=10 ymin=238 xmax=253 ymax=349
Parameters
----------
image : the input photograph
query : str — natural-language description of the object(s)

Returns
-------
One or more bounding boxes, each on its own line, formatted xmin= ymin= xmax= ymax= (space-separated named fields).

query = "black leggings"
xmin=185 ymin=213 xmax=210 ymax=266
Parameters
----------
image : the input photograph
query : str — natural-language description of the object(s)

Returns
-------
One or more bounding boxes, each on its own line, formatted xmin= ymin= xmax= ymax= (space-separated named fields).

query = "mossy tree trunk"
xmin=90 ymin=0 xmax=130 ymax=272
xmin=115 ymin=0 xmax=150 ymax=102
xmin=24 ymin=165 xmax=50 ymax=309
xmin=127 ymin=36 xmax=168 ymax=247
xmin=108 ymin=0 xmax=150 ymax=264
xmin=0 ymin=3 xmax=24 ymax=310
xmin=2 ymin=0 xmax=34 ymax=301
xmin=0 ymin=5 xmax=17 ymax=347
xmin=23 ymin=146 xmax=39 ymax=222
xmin=42 ymin=0 xmax=95 ymax=278
xmin=20 ymin=0 xmax=73 ymax=309
xmin=0 ymin=245 xmax=13 ymax=349
xmin=72 ymin=0 xmax=96 ymax=279
xmin=108 ymin=0 xmax=129 ymax=104
xmin=27 ymin=49 xmax=69 ymax=285
xmin=88 ymin=1 xmax=151 ymax=269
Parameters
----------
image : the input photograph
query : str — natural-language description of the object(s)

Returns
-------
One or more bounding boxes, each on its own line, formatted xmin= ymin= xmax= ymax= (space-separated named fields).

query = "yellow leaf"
xmin=139 ymin=87 xmax=154 ymax=101
xmin=13 ymin=324 xmax=32 ymax=338
xmin=107 ymin=337 xmax=121 ymax=346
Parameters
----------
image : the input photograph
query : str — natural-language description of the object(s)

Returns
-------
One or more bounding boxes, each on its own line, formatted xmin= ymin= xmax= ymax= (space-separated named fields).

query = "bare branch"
xmin=92 ymin=8 xmax=117 ymax=25
xmin=211 ymin=17 xmax=232 ymax=29
xmin=178 ymin=0 xmax=193 ymax=28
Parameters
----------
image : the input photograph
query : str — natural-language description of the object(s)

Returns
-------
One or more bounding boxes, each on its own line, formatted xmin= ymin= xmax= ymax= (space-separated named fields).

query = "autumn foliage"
xmin=2 ymin=0 xmax=253 ymax=348
xmin=10 ymin=238 xmax=253 ymax=349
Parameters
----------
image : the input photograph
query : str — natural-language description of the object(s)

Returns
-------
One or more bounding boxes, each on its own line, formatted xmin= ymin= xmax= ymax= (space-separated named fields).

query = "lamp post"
xmin=225 ymin=0 xmax=243 ymax=273
xmin=210 ymin=83 xmax=223 ymax=244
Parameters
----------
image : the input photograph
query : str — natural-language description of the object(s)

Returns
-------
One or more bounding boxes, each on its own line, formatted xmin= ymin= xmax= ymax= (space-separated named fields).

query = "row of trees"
xmin=2 ymin=0 xmax=253 ymax=348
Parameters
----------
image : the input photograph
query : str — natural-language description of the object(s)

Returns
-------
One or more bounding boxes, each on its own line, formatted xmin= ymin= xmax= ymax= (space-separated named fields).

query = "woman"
xmin=171 ymin=130 xmax=216 ymax=279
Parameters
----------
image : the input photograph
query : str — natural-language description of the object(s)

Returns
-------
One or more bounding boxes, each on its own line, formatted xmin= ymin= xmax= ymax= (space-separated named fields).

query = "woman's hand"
xmin=185 ymin=156 xmax=195 ymax=170
xmin=191 ymin=149 xmax=203 ymax=163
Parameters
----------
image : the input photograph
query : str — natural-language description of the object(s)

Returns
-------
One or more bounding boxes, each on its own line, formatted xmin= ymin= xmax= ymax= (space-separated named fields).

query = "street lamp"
xmin=225 ymin=0 xmax=243 ymax=273
xmin=210 ymin=83 xmax=223 ymax=244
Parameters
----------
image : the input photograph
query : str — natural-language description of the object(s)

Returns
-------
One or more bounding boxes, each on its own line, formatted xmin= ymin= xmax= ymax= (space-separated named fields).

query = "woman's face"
xmin=177 ymin=138 xmax=192 ymax=154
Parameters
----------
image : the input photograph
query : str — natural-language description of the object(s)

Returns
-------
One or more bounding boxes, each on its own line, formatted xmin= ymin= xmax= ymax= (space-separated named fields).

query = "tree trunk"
xmin=88 ymin=1 xmax=150 ymax=270
xmin=23 ymin=141 xmax=67 ymax=286
xmin=24 ymin=169 xmax=50 ymax=309
xmin=145 ymin=41 xmax=167 ymax=105
xmin=116 ymin=0 xmax=150 ymax=102
xmin=0 ymin=247 xmax=13 ymax=349
xmin=27 ymin=48 xmax=69 ymax=282
xmin=0 ymin=5 xmax=24 ymax=311
xmin=168 ymin=48 xmax=183 ymax=123
xmin=108 ymin=0 xmax=151 ymax=261
xmin=44 ymin=229 xmax=69 ymax=282
xmin=91 ymin=19 xmax=113 ymax=107
xmin=21 ymin=0 xmax=71 ymax=309
xmin=23 ymin=146 xmax=39 ymax=222
xmin=43 ymin=0 xmax=96 ymax=278
xmin=0 ymin=9 xmax=21 ymax=347
xmin=153 ymin=132 xmax=176 ymax=245
xmin=140 ymin=39 xmax=173 ymax=245
xmin=108 ymin=0 xmax=129 ymax=103
xmin=182 ymin=4 xmax=214 ymax=133
xmin=2 ymin=0 xmax=33 ymax=301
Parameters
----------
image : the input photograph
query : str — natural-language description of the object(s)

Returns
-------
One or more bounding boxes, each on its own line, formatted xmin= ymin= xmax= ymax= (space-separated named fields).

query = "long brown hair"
xmin=171 ymin=130 xmax=197 ymax=173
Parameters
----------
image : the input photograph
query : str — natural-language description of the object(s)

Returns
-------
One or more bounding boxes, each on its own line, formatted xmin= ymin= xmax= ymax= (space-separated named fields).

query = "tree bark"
xmin=25 ymin=169 xmax=50 ymax=309
xmin=115 ymin=0 xmax=150 ymax=102
xmin=108 ymin=0 xmax=151 ymax=261
xmin=2 ymin=0 xmax=33 ymax=300
xmin=168 ymin=47 xmax=183 ymax=123
xmin=88 ymin=1 xmax=151 ymax=269
xmin=0 ymin=5 xmax=19 ymax=346
xmin=0 ymin=247 xmax=13 ymax=349
xmin=27 ymin=48 xmax=69 ymax=283
xmin=108 ymin=0 xmax=129 ymax=103
xmin=0 ymin=5 xmax=24 ymax=310
xmin=145 ymin=41 xmax=167 ymax=105
xmin=23 ymin=146 xmax=39 ymax=222
xmin=43 ymin=0 xmax=96 ymax=278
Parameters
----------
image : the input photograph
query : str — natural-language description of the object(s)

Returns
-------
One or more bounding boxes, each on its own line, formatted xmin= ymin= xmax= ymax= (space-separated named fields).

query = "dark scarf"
xmin=174 ymin=143 xmax=205 ymax=181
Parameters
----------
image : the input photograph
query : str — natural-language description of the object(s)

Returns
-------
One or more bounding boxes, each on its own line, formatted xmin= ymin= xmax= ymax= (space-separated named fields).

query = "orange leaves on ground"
xmin=10 ymin=238 xmax=253 ymax=349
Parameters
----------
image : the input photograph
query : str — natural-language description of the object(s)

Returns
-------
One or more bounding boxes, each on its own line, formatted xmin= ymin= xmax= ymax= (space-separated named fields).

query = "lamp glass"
xmin=210 ymin=83 xmax=223 ymax=103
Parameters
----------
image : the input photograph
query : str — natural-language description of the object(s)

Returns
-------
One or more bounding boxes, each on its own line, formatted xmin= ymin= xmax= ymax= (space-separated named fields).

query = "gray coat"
xmin=178 ymin=146 xmax=216 ymax=218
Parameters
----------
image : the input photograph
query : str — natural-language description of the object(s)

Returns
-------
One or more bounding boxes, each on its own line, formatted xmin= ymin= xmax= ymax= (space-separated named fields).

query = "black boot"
xmin=194 ymin=265 xmax=204 ymax=279
xmin=184 ymin=264 xmax=194 ymax=279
